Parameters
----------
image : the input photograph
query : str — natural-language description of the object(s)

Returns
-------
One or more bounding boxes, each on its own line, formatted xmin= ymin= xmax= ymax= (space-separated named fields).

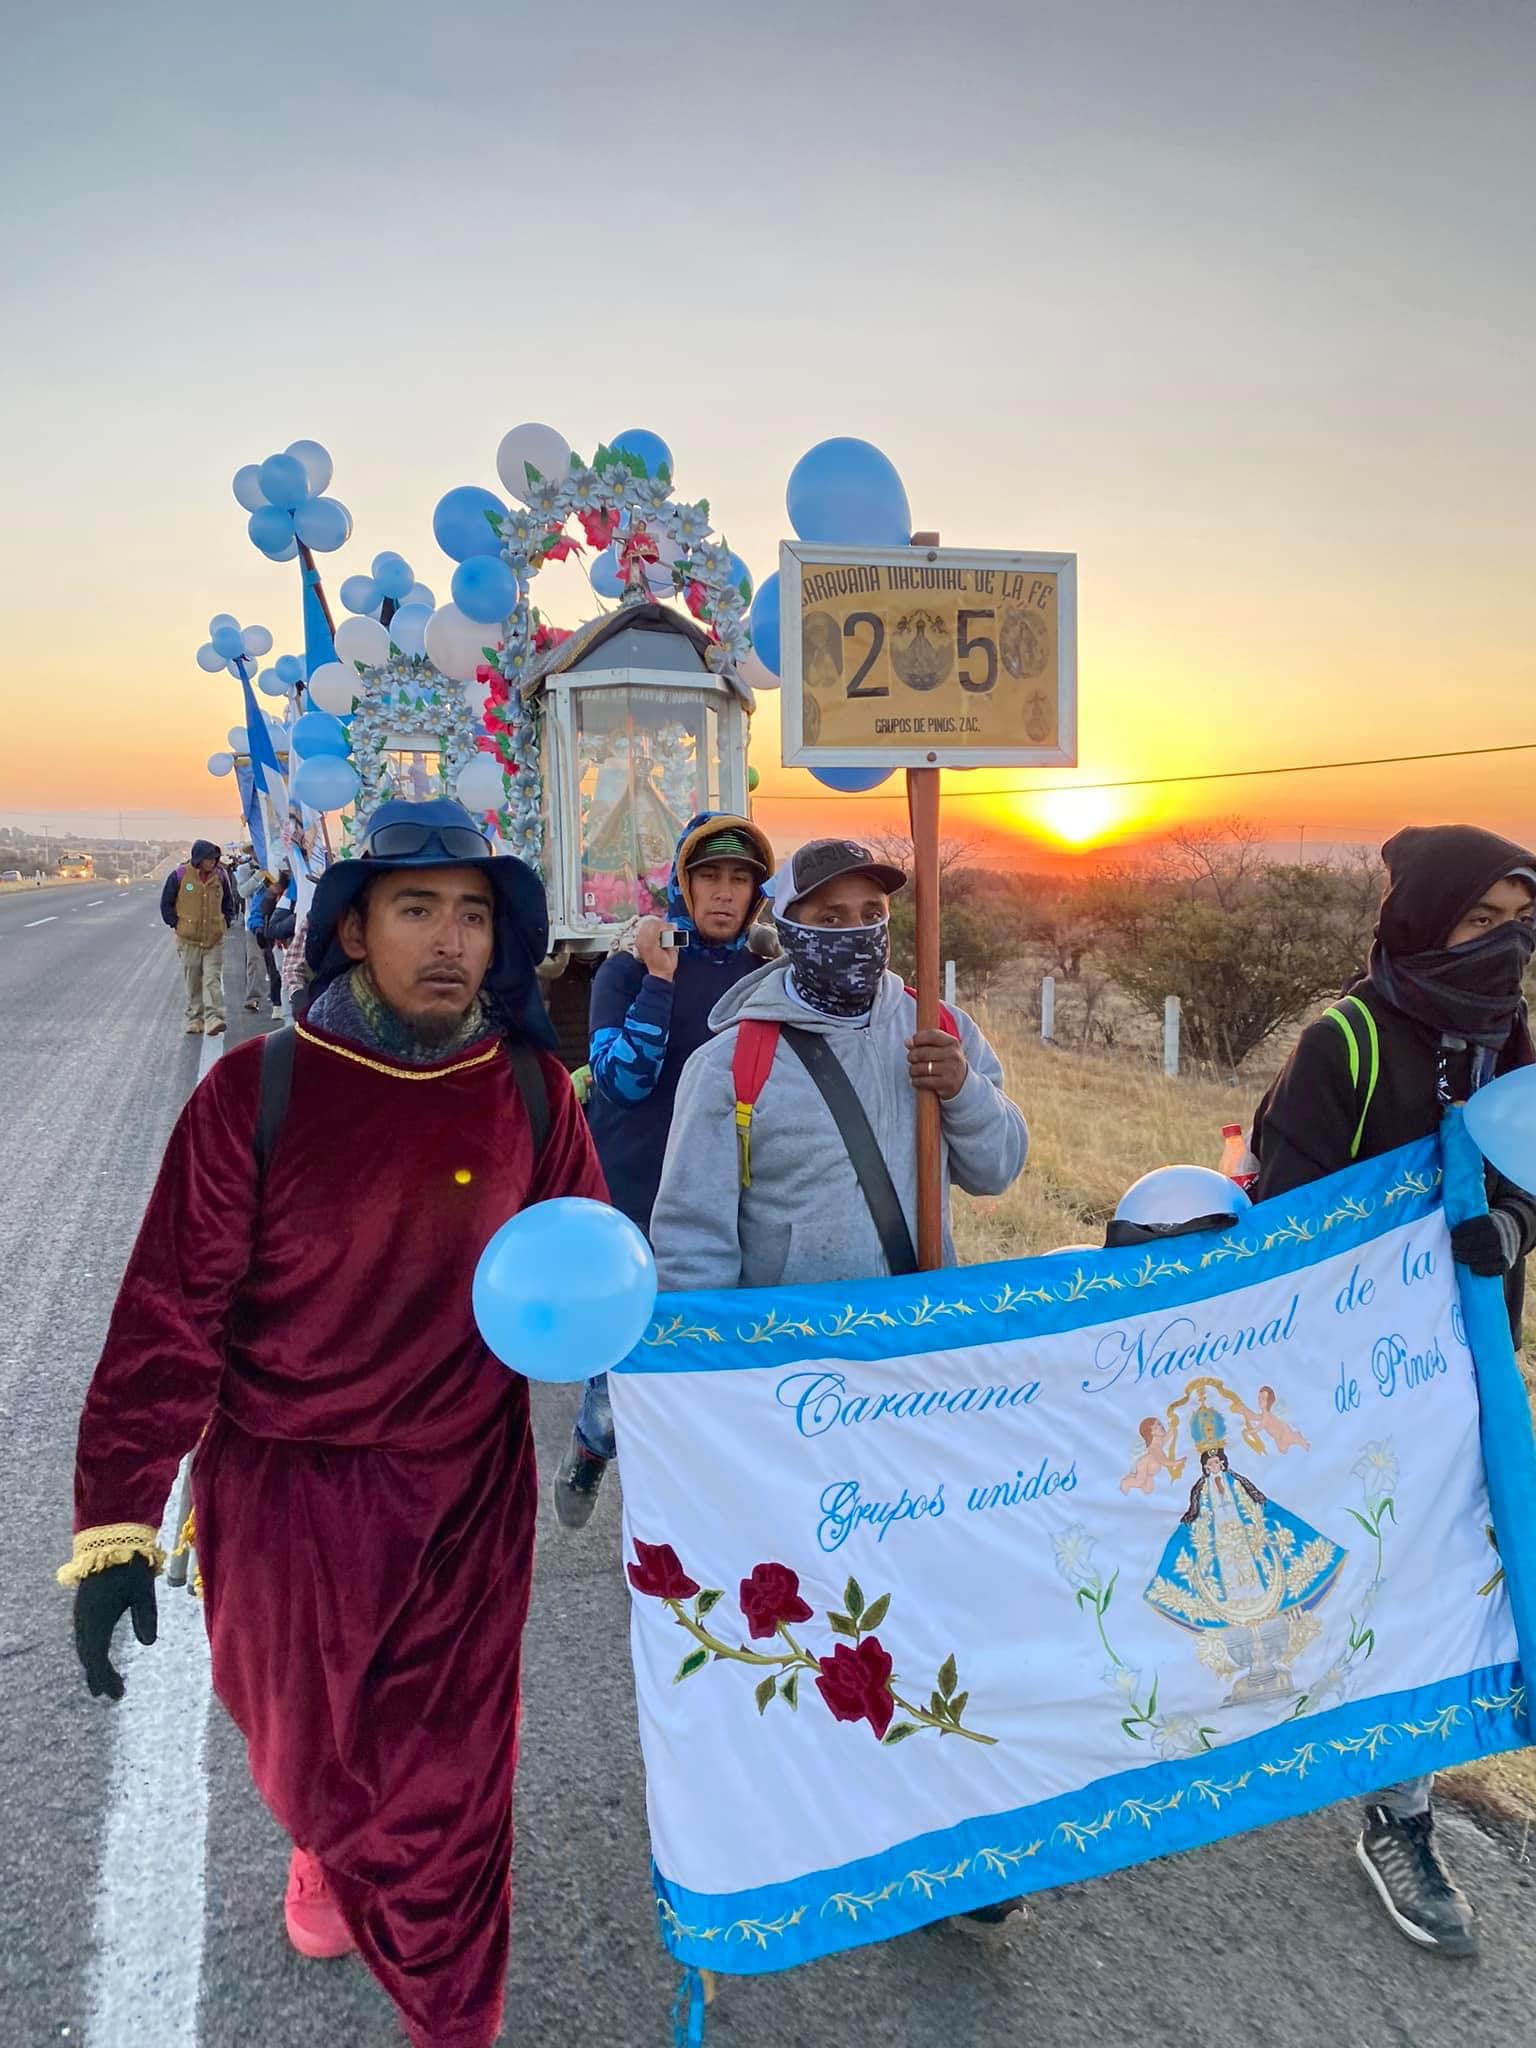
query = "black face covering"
xmin=1365 ymin=825 xmax=1536 ymax=1053
xmin=1371 ymin=922 xmax=1536 ymax=1050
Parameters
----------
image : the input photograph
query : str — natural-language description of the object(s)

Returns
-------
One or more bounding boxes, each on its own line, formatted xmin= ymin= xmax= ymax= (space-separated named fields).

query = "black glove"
xmin=74 ymin=1556 xmax=158 ymax=1701
xmin=1450 ymin=1208 xmax=1523 ymax=1278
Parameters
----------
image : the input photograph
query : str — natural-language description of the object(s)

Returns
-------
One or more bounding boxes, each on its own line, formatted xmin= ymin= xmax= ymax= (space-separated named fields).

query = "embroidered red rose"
xmin=738 ymin=1563 xmax=814 ymax=1641
xmin=815 ymin=1638 xmax=894 ymax=1740
xmin=627 ymin=1541 xmax=700 ymax=1601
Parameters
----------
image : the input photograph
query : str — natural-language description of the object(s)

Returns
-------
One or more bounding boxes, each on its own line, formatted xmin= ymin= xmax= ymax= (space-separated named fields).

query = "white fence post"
xmin=1040 ymin=975 xmax=1056 ymax=1043
xmin=1163 ymin=995 xmax=1181 ymax=1077
xmin=943 ymin=959 xmax=956 ymax=1007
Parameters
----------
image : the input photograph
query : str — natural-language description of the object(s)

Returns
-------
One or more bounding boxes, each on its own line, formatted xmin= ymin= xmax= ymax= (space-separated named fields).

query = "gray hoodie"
xmin=650 ymin=964 xmax=1028 ymax=1292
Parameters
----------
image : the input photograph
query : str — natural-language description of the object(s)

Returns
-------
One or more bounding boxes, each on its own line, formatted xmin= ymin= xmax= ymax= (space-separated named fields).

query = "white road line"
xmin=85 ymin=1463 xmax=211 ymax=2048
xmin=87 ymin=1027 xmax=225 ymax=2046
xmin=87 ymin=898 xmax=105 ymax=906
xmin=23 ymin=916 xmax=57 ymax=928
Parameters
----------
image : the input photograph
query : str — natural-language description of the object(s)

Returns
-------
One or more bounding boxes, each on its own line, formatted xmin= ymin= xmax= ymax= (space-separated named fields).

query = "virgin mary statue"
xmin=1144 ymin=1400 xmax=1346 ymax=1704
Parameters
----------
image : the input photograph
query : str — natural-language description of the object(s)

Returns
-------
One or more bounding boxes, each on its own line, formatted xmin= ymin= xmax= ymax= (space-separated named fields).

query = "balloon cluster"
xmin=749 ymin=437 xmax=910 ymax=794
xmin=340 ymin=552 xmax=436 ymax=623
xmin=195 ymin=613 xmax=272 ymax=679
xmin=256 ymin=653 xmax=307 ymax=699
xmin=232 ymin=441 xmax=353 ymax=560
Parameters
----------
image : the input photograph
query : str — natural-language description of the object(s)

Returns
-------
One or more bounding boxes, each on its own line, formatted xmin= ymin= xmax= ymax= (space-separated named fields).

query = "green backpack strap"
xmin=1321 ymin=994 xmax=1381 ymax=1160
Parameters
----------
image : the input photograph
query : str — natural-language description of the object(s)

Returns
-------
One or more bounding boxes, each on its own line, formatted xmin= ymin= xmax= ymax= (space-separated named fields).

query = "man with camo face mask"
xmin=650 ymin=837 xmax=1028 ymax=1295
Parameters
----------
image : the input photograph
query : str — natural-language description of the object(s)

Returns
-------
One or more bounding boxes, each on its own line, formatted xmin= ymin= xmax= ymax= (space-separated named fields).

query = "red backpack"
xmin=730 ymin=987 xmax=958 ymax=1188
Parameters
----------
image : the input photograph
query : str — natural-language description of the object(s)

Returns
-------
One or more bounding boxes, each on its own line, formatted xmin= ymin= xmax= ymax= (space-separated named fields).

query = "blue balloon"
xmin=371 ymin=551 xmax=415 ymax=601
xmin=258 ymin=452 xmax=311 ymax=509
xmin=452 ymin=555 xmax=518 ymax=624
xmin=292 ymin=495 xmax=352 ymax=552
xmin=748 ymin=572 xmax=782 ymax=675
xmin=248 ymin=505 xmax=295 ymax=555
xmin=210 ymin=624 xmax=244 ymax=660
xmin=472 ymin=1197 xmax=658 ymax=1382
xmin=1464 ymin=1070 xmax=1536 ymax=1189
xmin=274 ymin=653 xmax=304 ymax=685
xmin=340 ymin=574 xmax=382 ymax=616
xmin=433 ymin=484 xmax=508 ymax=563
xmin=786 ymin=437 xmax=911 ymax=547
xmin=809 ymin=766 xmax=895 ymax=793
xmin=290 ymin=754 xmax=360 ymax=812
xmin=726 ymin=552 xmax=753 ymax=599
xmin=610 ymin=428 xmax=673 ymax=477
xmin=290 ymin=710 xmax=350 ymax=760
xmin=589 ymin=546 xmax=624 ymax=599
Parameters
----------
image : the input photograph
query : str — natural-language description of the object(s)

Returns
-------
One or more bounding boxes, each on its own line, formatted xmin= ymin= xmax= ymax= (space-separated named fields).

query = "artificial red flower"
xmin=683 ymin=580 xmax=709 ymax=619
xmin=474 ymin=735 xmax=499 ymax=754
xmin=815 ymin=1638 xmax=894 ymax=1740
xmin=578 ymin=507 xmax=621 ymax=551
xmin=627 ymin=1541 xmax=700 ymax=1601
xmin=539 ymin=536 xmax=579 ymax=564
xmin=474 ymin=662 xmax=497 ymax=685
xmin=739 ymin=1564 xmax=814 ymax=1641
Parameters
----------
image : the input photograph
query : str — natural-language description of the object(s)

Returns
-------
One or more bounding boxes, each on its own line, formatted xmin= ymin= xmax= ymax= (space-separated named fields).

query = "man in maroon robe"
xmin=60 ymin=798 xmax=607 ymax=2048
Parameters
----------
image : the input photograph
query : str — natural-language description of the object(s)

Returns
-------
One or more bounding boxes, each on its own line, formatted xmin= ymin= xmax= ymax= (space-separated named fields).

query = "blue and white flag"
xmin=611 ymin=1115 xmax=1535 ymax=1979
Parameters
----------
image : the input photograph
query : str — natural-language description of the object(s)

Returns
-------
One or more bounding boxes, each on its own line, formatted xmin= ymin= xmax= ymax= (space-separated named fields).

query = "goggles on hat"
xmin=359 ymin=820 xmax=494 ymax=862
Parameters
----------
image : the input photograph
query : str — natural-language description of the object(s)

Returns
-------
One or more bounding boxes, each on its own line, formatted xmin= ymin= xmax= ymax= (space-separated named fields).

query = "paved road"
xmin=3 ymin=893 xmax=1535 ymax=2048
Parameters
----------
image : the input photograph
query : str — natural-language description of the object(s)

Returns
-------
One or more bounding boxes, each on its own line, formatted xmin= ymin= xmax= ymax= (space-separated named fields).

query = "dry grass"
xmin=956 ymin=1004 xmax=1536 ymax=1828
xmin=952 ymin=1007 xmax=1255 ymax=1265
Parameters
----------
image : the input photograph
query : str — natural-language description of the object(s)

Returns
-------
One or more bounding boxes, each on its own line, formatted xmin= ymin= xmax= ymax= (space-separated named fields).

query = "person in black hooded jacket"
xmin=1252 ymin=822 xmax=1536 ymax=1960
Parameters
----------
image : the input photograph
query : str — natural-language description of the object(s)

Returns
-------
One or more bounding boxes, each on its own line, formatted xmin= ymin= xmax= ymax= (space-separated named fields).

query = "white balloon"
xmin=195 ymin=642 xmax=226 ymax=673
xmin=738 ymin=649 xmax=780 ymax=693
xmin=241 ymin=623 xmax=273 ymax=658
xmin=456 ymin=753 xmax=507 ymax=812
xmin=256 ymin=667 xmax=288 ymax=697
xmin=403 ymin=582 xmax=435 ymax=611
xmin=424 ymin=603 xmax=500 ymax=685
xmin=270 ymin=538 xmax=300 ymax=562
xmin=225 ymin=659 xmax=246 ymax=678
xmin=496 ymin=422 xmax=571 ymax=504
xmin=208 ymin=612 xmax=239 ymax=637
xmin=207 ymin=751 xmax=235 ymax=777
xmin=333 ymin=613 xmax=393 ymax=672
xmin=307 ymin=662 xmax=358 ymax=715
xmin=286 ymin=438 xmax=334 ymax=495
xmin=227 ymin=725 xmax=249 ymax=752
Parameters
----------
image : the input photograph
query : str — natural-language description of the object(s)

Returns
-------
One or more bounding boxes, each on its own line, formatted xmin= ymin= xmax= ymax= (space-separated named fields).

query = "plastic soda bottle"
xmin=1220 ymin=1123 xmax=1259 ymax=1195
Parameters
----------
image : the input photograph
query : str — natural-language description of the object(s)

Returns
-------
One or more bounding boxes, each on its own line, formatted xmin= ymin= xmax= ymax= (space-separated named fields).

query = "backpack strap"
xmin=505 ymin=1043 xmax=551 ymax=1163
xmin=903 ymin=986 xmax=960 ymax=1039
xmin=1322 ymin=994 xmax=1381 ymax=1161
xmin=254 ymin=1025 xmax=297 ymax=1180
xmin=781 ymin=1026 xmax=919 ymax=1276
xmin=731 ymin=1018 xmax=782 ymax=1188
xmin=252 ymin=1029 xmax=551 ymax=1185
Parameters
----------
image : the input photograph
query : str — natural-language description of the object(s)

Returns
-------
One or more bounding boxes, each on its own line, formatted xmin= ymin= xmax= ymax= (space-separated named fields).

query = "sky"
xmin=0 ymin=1 xmax=1532 ymax=862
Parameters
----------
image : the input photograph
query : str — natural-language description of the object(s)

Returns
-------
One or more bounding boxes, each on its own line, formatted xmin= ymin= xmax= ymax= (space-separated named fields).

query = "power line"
xmin=750 ymin=739 xmax=1536 ymax=802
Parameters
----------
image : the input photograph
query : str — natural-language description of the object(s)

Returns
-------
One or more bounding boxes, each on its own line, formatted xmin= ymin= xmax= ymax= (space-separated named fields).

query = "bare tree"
xmin=1151 ymin=818 xmax=1267 ymax=912
xmin=861 ymin=832 xmax=978 ymax=879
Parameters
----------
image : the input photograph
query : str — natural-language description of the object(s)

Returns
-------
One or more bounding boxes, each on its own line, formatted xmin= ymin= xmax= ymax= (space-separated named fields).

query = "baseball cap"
xmin=685 ymin=825 xmax=768 ymax=873
xmin=774 ymin=837 xmax=907 ymax=915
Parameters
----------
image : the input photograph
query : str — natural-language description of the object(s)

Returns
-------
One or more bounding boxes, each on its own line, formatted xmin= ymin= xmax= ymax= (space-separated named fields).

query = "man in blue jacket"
xmin=553 ymin=811 xmax=775 ymax=1528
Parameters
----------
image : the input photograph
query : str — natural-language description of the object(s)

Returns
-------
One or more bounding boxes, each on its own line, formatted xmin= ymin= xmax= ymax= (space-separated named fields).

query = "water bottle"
xmin=1220 ymin=1122 xmax=1259 ymax=1195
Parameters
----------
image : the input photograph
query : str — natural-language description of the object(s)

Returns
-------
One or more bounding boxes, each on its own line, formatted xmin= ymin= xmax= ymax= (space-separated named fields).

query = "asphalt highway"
xmin=3 ymin=887 xmax=1534 ymax=2048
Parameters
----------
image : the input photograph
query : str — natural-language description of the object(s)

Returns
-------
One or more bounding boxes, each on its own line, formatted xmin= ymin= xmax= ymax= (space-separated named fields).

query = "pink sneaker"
xmin=283 ymin=1846 xmax=355 ymax=1959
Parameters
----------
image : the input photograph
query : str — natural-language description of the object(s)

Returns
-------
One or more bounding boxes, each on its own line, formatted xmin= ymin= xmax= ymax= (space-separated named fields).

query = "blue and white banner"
xmin=611 ymin=1116 xmax=1536 ymax=1977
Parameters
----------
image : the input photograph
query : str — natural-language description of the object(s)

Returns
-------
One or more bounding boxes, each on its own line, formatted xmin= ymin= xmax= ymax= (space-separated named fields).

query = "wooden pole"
xmin=907 ymin=761 xmax=943 ymax=1269
xmin=904 ymin=527 xmax=945 ymax=1270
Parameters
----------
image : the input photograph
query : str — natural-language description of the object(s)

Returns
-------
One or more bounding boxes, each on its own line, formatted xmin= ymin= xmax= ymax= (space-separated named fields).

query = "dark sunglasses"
xmin=360 ymin=822 xmax=493 ymax=862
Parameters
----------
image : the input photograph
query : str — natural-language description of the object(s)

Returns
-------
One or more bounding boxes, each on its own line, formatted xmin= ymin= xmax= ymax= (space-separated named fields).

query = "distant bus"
xmin=56 ymin=852 xmax=94 ymax=879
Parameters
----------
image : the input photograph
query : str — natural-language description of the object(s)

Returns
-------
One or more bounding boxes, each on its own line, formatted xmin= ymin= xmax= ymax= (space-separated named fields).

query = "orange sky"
xmin=2 ymin=7 xmax=1532 ymax=859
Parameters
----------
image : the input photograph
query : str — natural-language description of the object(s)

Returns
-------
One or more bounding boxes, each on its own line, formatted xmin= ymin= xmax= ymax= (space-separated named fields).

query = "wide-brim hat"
xmin=304 ymin=797 xmax=556 ymax=1049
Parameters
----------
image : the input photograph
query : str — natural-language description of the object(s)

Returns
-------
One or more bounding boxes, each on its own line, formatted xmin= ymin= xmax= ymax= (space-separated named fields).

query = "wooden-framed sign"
xmin=778 ymin=542 xmax=1077 ymax=769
